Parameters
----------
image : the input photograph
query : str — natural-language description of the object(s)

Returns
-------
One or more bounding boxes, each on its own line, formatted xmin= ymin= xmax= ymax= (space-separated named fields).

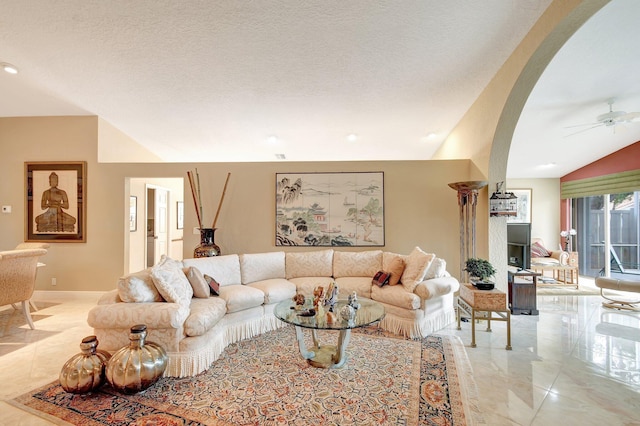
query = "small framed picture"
xmin=177 ymin=201 xmax=184 ymax=229
xmin=25 ymin=161 xmax=87 ymax=242
xmin=129 ymin=196 xmax=137 ymax=232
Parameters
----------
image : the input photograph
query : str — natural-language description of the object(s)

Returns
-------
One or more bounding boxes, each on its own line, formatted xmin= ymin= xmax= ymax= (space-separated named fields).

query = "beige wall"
xmin=1 ymin=116 xmax=474 ymax=291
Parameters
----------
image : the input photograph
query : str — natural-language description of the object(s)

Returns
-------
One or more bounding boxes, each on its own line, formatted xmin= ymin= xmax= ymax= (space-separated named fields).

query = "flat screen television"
xmin=507 ymin=223 xmax=531 ymax=269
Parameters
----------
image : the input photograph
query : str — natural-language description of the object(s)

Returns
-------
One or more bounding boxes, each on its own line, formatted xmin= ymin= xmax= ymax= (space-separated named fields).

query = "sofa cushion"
xmin=388 ymin=257 xmax=406 ymax=286
xmin=287 ymin=277 xmax=335 ymax=296
xmin=184 ymin=297 xmax=227 ymax=337
xmin=150 ymin=255 xmax=193 ymax=305
xmin=285 ymin=250 xmax=334 ymax=279
xmin=334 ymin=277 xmax=373 ymax=299
xmin=423 ymin=257 xmax=447 ymax=280
xmin=383 ymin=252 xmax=408 ymax=285
xmin=371 ymin=284 xmax=421 ymax=310
xmin=333 ymin=250 xmax=382 ymax=278
xmin=183 ymin=254 xmax=241 ymax=286
xmin=184 ymin=266 xmax=211 ymax=298
xmin=240 ymin=252 xmax=286 ymax=284
xmin=401 ymin=247 xmax=435 ymax=292
xmin=117 ymin=268 xmax=164 ymax=303
xmin=219 ymin=284 xmax=265 ymax=313
xmin=246 ymin=278 xmax=296 ymax=304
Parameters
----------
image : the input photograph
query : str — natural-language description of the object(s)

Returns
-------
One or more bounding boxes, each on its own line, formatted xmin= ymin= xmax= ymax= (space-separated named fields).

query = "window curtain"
xmin=561 ymin=169 xmax=640 ymax=199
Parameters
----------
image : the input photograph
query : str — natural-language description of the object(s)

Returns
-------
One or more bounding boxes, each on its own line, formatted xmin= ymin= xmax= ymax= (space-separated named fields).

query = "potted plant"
xmin=464 ymin=258 xmax=496 ymax=290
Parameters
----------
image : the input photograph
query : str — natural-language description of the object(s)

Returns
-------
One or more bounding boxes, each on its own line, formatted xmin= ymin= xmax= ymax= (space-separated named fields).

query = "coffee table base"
xmin=295 ymin=326 xmax=351 ymax=368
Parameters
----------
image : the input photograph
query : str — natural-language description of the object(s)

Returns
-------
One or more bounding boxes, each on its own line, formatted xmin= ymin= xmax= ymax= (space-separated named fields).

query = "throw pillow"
xmin=388 ymin=257 xmax=405 ymax=286
xmin=117 ymin=268 xmax=164 ymax=303
xmin=204 ymin=274 xmax=220 ymax=296
xmin=184 ymin=266 xmax=211 ymax=298
xmin=423 ymin=257 xmax=447 ymax=280
xmin=372 ymin=270 xmax=391 ymax=287
xmin=531 ymin=241 xmax=550 ymax=258
xmin=401 ymin=247 xmax=435 ymax=292
xmin=150 ymin=255 xmax=193 ymax=305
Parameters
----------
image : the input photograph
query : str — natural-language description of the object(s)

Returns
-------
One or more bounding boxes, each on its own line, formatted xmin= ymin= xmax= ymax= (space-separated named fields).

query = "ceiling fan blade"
xmin=564 ymin=122 xmax=600 ymax=129
xmin=563 ymin=123 xmax=603 ymax=137
xmin=617 ymin=111 xmax=640 ymax=122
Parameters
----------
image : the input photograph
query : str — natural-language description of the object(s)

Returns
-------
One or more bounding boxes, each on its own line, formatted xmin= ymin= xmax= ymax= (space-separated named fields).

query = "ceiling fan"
xmin=564 ymin=99 xmax=640 ymax=137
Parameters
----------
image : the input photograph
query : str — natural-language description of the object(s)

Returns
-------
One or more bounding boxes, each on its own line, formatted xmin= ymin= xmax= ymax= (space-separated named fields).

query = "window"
xmin=574 ymin=191 xmax=639 ymax=277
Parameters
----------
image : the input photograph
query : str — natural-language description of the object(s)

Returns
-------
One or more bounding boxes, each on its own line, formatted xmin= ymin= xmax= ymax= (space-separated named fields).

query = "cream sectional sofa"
xmin=88 ymin=247 xmax=459 ymax=377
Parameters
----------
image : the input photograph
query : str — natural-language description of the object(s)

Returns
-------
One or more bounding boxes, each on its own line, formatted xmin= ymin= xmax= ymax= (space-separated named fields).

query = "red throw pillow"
xmin=204 ymin=274 xmax=220 ymax=296
xmin=531 ymin=241 xmax=551 ymax=258
xmin=372 ymin=271 xmax=391 ymax=287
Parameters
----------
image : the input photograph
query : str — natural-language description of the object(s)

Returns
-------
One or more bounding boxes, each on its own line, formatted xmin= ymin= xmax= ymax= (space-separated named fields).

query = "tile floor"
xmin=0 ymin=282 xmax=639 ymax=426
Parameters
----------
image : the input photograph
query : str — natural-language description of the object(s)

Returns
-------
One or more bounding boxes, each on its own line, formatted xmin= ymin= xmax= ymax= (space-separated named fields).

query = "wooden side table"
xmin=457 ymin=283 xmax=512 ymax=350
xmin=508 ymin=268 xmax=540 ymax=315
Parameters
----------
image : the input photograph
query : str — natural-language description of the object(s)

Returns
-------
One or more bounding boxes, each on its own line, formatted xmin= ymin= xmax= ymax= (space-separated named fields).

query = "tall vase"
xmin=194 ymin=227 xmax=221 ymax=257
xmin=105 ymin=324 xmax=167 ymax=394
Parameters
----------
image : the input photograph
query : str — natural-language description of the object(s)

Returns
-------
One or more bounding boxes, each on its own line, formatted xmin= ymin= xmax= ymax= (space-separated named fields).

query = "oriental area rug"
xmin=13 ymin=326 xmax=483 ymax=426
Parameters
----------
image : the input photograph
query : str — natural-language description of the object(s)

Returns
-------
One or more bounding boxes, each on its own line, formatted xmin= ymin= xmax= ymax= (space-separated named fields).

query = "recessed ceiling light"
xmin=426 ymin=132 xmax=437 ymax=139
xmin=1 ymin=62 xmax=18 ymax=74
xmin=267 ymin=135 xmax=279 ymax=144
xmin=347 ymin=134 xmax=358 ymax=142
xmin=538 ymin=162 xmax=557 ymax=168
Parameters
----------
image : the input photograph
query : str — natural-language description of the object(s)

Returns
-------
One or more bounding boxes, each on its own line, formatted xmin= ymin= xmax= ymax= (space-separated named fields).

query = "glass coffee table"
xmin=274 ymin=297 xmax=385 ymax=368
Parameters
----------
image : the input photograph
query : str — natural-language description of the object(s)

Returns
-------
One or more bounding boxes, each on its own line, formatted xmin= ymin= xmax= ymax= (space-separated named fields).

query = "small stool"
xmin=595 ymin=277 xmax=640 ymax=311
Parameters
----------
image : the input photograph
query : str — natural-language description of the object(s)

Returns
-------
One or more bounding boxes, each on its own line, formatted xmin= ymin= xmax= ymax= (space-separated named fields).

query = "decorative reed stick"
xmin=187 ymin=170 xmax=203 ymax=229
xmin=195 ymin=168 xmax=203 ymax=226
xmin=212 ymin=172 xmax=231 ymax=229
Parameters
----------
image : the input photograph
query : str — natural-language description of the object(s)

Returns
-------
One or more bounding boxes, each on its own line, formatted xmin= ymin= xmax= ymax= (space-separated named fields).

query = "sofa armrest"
xmin=414 ymin=276 xmax=460 ymax=300
xmin=548 ymin=250 xmax=569 ymax=265
xmin=97 ymin=289 xmax=121 ymax=305
xmin=87 ymin=300 xmax=190 ymax=330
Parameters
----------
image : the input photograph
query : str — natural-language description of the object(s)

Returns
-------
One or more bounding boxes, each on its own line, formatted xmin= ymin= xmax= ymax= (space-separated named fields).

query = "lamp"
xmin=489 ymin=182 xmax=517 ymax=217
xmin=560 ymin=229 xmax=577 ymax=251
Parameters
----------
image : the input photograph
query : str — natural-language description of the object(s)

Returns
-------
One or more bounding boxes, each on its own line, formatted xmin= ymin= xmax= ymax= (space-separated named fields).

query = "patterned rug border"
xmin=12 ymin=329 xmax=483 ymax=426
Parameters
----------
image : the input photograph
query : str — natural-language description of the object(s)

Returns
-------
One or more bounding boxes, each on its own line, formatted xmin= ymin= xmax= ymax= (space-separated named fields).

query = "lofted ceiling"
xmin=1 ymin=1 xmax=638 ymax=177
xmin=509 ymin=0 xmax=640 ymax=178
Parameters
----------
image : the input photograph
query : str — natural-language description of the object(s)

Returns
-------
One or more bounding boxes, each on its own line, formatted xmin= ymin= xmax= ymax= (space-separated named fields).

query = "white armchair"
xmin=0 ymin=248 xmax=48 ymax=329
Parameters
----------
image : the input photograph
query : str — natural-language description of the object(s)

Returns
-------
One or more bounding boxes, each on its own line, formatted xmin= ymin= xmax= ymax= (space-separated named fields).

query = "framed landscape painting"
xmin=507 ymin=188 xmax=532 ymax=223
xmin=275 ymin=172 xmax=384 ymax=247
xmin=25 ymin=161 xmax=87 ymax=242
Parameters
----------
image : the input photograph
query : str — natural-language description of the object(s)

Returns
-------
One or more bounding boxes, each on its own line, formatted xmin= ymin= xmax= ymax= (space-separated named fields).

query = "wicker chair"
xmin=0 ymin=248 xmax=48 ymax=329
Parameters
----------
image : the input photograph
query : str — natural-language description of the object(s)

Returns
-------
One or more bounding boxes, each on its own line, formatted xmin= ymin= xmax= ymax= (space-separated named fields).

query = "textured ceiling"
xmin=1 ymin=1 xmax=638 ymax=177
xmin=0 ymin=1 xmax=551 ymax=163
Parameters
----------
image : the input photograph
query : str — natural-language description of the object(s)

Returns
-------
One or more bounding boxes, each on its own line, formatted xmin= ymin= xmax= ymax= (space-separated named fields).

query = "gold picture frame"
xmin=25 ymin=161 xmax=87 ymax=242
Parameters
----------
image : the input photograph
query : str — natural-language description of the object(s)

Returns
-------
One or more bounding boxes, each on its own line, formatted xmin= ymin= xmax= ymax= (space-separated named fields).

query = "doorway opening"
xmin=126 ymin=177 xmax=184 ymax=274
